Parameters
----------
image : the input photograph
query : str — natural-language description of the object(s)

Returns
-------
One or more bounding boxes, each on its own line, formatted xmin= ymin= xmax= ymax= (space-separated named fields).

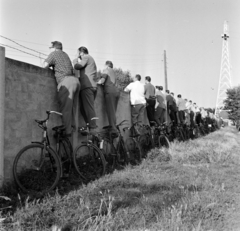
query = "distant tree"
xmin=95 ymin=68 xmax=132 ymax=91
xmin=224 ymin=85 xmax=240 ymax=122
xmin=113 ymin=68 xmax=132 ymax=90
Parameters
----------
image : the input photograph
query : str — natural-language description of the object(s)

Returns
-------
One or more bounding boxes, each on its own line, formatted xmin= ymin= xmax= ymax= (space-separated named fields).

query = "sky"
xmin=0 ymin=0 xmax=240 ymax=108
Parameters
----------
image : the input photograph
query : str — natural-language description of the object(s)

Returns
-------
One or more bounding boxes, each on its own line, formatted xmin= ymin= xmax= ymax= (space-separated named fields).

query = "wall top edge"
xmin=5 ymin=57 xmax=55 ymax=78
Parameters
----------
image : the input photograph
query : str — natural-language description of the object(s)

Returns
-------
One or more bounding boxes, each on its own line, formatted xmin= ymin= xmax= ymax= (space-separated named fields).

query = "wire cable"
xmin=0 ymin=43 xmax=46 ymax=59
xmin=0 ymin=35 xmax=47 ymax=56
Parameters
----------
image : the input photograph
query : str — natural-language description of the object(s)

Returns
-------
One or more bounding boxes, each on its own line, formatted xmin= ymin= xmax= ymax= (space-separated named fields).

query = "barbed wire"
xmin=0 ymin=35 xmax=47 ymax=56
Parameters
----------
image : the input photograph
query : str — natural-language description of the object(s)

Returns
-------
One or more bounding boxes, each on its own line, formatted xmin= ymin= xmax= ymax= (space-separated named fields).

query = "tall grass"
xmin=2 ymin=127 xmax=240 ymax=231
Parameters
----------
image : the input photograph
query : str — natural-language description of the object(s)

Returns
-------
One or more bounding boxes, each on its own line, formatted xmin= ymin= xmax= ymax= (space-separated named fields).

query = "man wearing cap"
xmin=72 ymin=47 xmax=98 ymax=134
xmin=44 ymin=41 xmax=80 ymax=136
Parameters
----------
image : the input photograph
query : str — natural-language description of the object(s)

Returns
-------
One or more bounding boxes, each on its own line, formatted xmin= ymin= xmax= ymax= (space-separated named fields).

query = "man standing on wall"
xmin=73 ymin=47 xmax=98 ymax=134
xmin=177 ymin=94 xmax=187 ymax=123
xmin=144 ymin=76 xmax=155 ymax=123
xmin=166 ymin=90 xmax=177 ymax=125
xmin=44 ymin=41 xmax=80 ymax=136
xmin=124 ymin=74 xmax=146 ymax=126
xmin=188 ymin=100 xmax=195 ymax=127
xmin=154 ymin=86 xmax=166 ymax=125
xmin=97 ymin=61 xmax=120 ymax=137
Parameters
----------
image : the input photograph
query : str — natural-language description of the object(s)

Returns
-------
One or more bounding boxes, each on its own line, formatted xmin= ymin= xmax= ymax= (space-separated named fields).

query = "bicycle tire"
xmin=13 ymin=143 xmax=61 ymax=194
xmin=175 ymin=130 xmax=185 ymax=142
xmin=125 ymin=137 xmax=142 ymax=164
xmin=138 ymin=134 xmax=154 ymax=158
xmin=73 ymin=143 xmax=106 ymax=182
xmin=117 ymin=138 xmax=129 ymax=165
xmin=59 ymin=139 xmax=72 ymax=174
xmin=158 ymin=135 xmax=170 ymax=148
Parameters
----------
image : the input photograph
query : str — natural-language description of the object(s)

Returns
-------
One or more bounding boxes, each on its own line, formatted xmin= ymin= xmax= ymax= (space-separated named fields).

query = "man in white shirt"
xmin=194 ymin=103 xmax=201 ymax=125
xmin=124 ymin=74 xmax=146 ymax=125
xmin=177 ymin=94 xmax=187 ymax=123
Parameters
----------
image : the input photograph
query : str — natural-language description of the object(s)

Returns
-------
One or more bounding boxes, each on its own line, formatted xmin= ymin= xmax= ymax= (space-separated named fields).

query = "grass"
xmin=1 ymin=127 xmax=240 ymax=230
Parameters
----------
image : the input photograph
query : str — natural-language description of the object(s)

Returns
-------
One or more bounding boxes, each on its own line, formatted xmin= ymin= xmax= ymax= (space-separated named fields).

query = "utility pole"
xmin=164 ymin=50 xmax=168 ymax=123
xmin=164 ymin=50 xmax=168 ymax=91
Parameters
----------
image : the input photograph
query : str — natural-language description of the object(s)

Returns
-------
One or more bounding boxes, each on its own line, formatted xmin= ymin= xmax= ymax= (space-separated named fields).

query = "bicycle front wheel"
xmin=13 ymin=143 xmax=61 ymax=194
xmin=73 ymin=143 xmax=106 ymax=182
xmin=159 ymin=135 xmax=170 ymax=148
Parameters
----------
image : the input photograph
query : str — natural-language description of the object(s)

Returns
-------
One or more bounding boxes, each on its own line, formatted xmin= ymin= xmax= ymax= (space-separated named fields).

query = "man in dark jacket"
xmin=73 ymin=47 xmax=98 ymax=134
xmin=98 ymin=61 xmax=120 ymax=136
xmin=166 ymin=90 xmax=177 ymax=125
xmin=144 ymin=76 xmax=155 ymax=123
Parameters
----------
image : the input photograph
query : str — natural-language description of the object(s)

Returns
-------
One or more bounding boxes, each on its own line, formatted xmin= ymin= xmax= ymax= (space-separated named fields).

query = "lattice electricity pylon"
xmin=215 ymin=21 xmax=232 ymax=116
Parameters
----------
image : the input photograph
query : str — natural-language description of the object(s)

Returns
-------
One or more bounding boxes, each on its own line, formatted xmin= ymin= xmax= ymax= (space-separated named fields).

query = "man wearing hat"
xmin=44 ymin=41 xmax=80 ymax=136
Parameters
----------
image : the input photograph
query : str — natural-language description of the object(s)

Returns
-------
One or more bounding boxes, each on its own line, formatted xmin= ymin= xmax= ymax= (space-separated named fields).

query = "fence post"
xmin=0 ymin=47 xmax=5 ymax=187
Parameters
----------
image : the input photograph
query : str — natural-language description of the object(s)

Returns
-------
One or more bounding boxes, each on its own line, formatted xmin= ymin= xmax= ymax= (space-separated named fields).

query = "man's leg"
xmin=80 ymin=88 xmax=97 ymax=129
xmin=178 ymin=111 xmax=183 ymax=123
xmin=58 ymin=77 xmax=80 ymax=135
xmin=160 ymin=108 xmax=166 ymax=124
xmin=131 ymin=105 xmax=138 ymax=125
xmin=154 ymin=107 xmax=161 ymax=126
xmin=146 ymin=98 xmax=155 ymax=122
xmin=105 ymin=91 xmax=120 ymax=131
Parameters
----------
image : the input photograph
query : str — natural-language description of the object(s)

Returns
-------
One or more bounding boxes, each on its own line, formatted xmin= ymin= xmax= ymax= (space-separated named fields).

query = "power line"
xmin=2 ymin=36 xmax=161 ymax=57
xmin=0 ymin=35 xmax=47 ymax=56
xmin=0 ymin=43 xmax=45 ymax=59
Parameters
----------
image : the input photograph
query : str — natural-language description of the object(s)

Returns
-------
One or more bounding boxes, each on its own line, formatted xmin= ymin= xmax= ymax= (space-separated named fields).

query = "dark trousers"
xmin=105 ymin=91 xmax=120 ymax=131
xmin=195 ymin=112 xmax=202 ymax=125
xmin=178 ymin=110 xmax=185 ymax=123
xmin=190 ymin=111 xmax=194 ymax=127
xmin=80 ymin=87 xmax=97 ymax=129
xmin=146 ymin=98 xmax=156 ymax=123
xmin=131 ymin=104 xmax=145 ymax=125
xmin=154 ymin=107 xmax=165 ymax=125
xmin=58 ymin=77 xmax=80 ymax=134
xmin=168 ymin=105 xmax=177 ymax=125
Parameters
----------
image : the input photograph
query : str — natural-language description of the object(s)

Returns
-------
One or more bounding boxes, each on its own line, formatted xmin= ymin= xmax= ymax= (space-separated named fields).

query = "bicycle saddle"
xmin=52 ymin=125 xmax=66 ymax=132
xmin=102 ymin=125 xmax=112 ymax=130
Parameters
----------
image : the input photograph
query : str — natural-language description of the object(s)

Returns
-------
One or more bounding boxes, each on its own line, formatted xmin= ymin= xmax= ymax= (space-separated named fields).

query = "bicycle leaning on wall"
xmin=13 ymin=111 xmax=74 ymax=194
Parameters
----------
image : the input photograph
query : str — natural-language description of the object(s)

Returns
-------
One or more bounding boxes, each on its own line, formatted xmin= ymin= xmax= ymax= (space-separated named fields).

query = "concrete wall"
xmin=1 ymin=49 xmax=148 ymax=183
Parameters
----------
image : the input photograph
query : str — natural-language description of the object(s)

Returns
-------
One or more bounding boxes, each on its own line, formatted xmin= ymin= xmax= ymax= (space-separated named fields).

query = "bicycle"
xmin=123 ymin=121 xmax=143 ymax=165
xmin=156 ymin=122 xmax=170 ymax=148
xmin=138 ymin=122 xmax=155 ymax=158
xmin=99 ymin=120 xmax=129 ymax=171
xmin=13 ymin=111 xmax=70 ymax=194
xmin=72 ymin=118 xmax=107 ymax=182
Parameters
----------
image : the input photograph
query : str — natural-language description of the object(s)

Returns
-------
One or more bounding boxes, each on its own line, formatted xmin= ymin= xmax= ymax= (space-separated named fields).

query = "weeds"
xmin=2 ymin=127 xmax=240 ymax=230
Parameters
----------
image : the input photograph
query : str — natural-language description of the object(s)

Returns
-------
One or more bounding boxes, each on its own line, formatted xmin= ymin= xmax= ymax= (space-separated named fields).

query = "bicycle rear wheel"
xmin=116 ymin=138 xmax=129 ymax=165
xmin=138 ymin=134 xmax=154 ymax=158
xmin=125 ymin=137 xmax=142 ymax=164
xmin=73 ymin=144 xmax=106 ymax=182
xmin=13 ymin=143 xmax=61 ymax=194
xmin=158 ymin=135 xmax=170 ymax=148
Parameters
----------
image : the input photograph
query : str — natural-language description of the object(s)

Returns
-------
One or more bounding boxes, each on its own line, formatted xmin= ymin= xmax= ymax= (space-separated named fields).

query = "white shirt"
xmin=177 ymin=98 xmax=187 ymax=111
xmin=124 ymin=81 xmax=146 ymax=105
